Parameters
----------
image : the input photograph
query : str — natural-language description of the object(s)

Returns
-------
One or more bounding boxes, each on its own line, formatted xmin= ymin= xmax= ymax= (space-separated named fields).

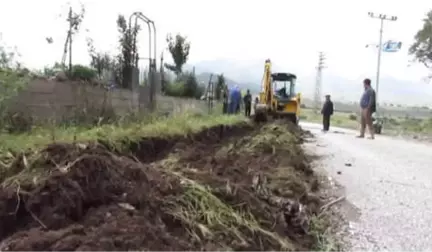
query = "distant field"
xmin=251 ymin=95 xmax=432 ymax=119
xmin=300 ymin=107 xmax=432 ymax=136
xmin=299 ymin=108 xmax=358 ymax=129
xmin=301 ymin=99 xmax=432 ymax=119
xmin=250 ymin=94 xmax=432 ymax=135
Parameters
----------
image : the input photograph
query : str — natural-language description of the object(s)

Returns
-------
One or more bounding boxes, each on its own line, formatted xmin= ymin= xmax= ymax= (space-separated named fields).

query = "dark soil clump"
xmin=0 ymin=145 xmax=189 ymax=250
xmin=0 ymin=120 xmax=320 ymax=251
xmin=126 ymin=123 xmax=253 ymax=163
xmin=172 ymin=121 xmax=320 ymax=250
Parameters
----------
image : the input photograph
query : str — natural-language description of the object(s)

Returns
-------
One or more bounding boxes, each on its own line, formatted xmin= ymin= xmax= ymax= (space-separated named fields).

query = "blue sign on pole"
xmin=382 ymin=40 xmax=402 ymax=52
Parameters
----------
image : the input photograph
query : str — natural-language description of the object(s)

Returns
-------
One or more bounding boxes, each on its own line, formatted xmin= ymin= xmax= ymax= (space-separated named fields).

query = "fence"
xmin=6 ymin=77 xmax=209 ymax=125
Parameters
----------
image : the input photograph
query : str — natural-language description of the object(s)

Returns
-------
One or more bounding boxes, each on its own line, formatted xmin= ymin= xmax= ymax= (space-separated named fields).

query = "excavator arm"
xmin=260 ymin=59 xmax=273 ymax=107
xmin=254 ymin=59 xmax=273 ymax=122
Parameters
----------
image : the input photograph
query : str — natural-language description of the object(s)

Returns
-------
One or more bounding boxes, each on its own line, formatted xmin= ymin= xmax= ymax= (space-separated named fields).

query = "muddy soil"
xmin=172 ymin=122 xmax=319 ymax=250
xmin=0 ymin=121 xmax=319 ymax=251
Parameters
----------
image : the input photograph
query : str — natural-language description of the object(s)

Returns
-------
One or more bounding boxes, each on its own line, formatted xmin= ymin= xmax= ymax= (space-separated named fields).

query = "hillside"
xmin=194 ymin=72 xmax=260 ymax=93
xmin=189 ymin=59 xmax=432 ymax=106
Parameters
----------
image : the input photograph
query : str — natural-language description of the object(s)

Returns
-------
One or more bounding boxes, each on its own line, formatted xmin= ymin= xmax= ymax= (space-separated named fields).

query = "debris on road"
xmin=319 ymin=195 xmax=347 ymax=216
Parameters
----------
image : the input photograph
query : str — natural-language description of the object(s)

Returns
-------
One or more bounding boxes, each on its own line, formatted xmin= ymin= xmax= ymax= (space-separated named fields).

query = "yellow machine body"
xmin=254 ymin=59 xmax=301 ymax=124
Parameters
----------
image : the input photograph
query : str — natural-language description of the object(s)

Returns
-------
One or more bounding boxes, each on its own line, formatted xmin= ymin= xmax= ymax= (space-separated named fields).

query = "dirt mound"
xmin=166 ymin=121 xmax=320 ymax=250
xmin=0 ymin=120 xmax=321 ymax=251
xmin=0 ymin=146 xmax=189 ymax=250
xmin=0 ymin=123 xmax=254 ymax=186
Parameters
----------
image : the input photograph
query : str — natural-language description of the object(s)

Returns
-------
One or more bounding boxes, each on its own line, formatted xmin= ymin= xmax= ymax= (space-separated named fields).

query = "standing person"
xmin=243 ymin=89 xmax=252 ymax=117
xmin=357 ymin=78 xmax=376 ymax=139
xmin=222 ymin=86 xmax=228 ymax=114
xmin=229 ymin=85 xmax=241 ymax=114
xmin=235 ymin=87 xmax=241 ymax=114
xmin=321 ymin=94 xmax=334 ymax=132
xmin=228 ymin=87 xmax=235 ymax=114
xmin=234 ymin=86 xmax=241 ymax=114
xmin=254 ymin=97 xmax=259 ymax=113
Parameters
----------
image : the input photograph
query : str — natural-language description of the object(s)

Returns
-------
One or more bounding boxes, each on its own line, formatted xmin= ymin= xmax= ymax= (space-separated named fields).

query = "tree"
xmin=165 ymin=33 xmax=190 ymax=77
xmin=215 ymin=74 xmax=225 ymax=100
xmin=116 ymin=14 xmax=140 ymax=88
xmin=86 ymin=37 xmax=112 ymax=79
xmin=0 ymin=41 xmax=30 ymax=131
xmin=409 ymin=10 xmax=432 ymax=72
xmin=63 ymin=4 xmax=86 ymax=73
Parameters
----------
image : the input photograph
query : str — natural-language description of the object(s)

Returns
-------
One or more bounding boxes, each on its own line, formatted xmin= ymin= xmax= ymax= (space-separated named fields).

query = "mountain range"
xmin=188 ymin=59 xmax=432 ymax=106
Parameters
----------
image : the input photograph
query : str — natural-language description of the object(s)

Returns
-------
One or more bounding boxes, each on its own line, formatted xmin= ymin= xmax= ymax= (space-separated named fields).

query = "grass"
xmin=300 ymin=108 xmax=358 ymax=129
xmin=169 ymin=174 xmax=294 ymax=251
xmin=0 ymin=113 xmax=248 ymax=188
xmin=384 ymin=117 xmax=432 ymax=135
xmin=309 ymin=215 xmax=339 ymax=251
xmin=0 ymin=113 xmax=248 ymax=153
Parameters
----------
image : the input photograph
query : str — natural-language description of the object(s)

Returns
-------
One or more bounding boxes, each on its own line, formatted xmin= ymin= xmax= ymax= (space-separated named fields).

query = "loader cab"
xmin=272 ymin=72 xmax=297 ymax=100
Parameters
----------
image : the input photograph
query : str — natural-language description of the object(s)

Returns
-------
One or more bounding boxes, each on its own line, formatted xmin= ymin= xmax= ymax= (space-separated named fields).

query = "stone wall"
xmin=8 ymin=78 xmax=209 ymax=123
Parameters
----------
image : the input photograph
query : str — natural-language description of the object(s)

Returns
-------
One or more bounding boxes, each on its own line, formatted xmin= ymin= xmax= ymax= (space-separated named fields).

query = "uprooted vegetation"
xmin=0 ymin=116 xmax=331 ymax=251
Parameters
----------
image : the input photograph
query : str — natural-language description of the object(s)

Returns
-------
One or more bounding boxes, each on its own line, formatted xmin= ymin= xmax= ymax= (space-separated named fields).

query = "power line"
xmin=314 ymin=52 xmax=326 ymax=113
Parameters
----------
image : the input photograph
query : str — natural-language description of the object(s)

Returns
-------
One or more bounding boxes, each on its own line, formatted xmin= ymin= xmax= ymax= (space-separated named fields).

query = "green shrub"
xmin=70 ymin=64 xmax=97 ymax=81
xmin=3 ymin=111 xmax=33 ymax=134
xmin=387 ymin=118 xmax=399 ymax=126
xmin=164 ymin=72 xmax=205 ymax=99
xmin=165 ymin=82 xmax=185 ymax=97
xmin=348 ymin=114 xmax=357 ymax=120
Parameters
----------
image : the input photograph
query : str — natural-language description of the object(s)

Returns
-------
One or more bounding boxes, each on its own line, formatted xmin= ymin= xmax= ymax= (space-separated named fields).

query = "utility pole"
xmin=314 ymin=52 xmax=326 ymax=114
xmin=61 ymin=7 xmax=73 ymax=74
xmin=368 ymin=12 xmax=397 ymax=114
xmin=160 ymin=52 xmax=165 ymax=93
xmin=68 ymin=7 xmax=73 ymax=76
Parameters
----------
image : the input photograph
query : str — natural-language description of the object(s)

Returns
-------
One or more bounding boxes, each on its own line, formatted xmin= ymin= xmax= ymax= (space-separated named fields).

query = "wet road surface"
xmin=301 ymin=122 xmax=432 ymax=251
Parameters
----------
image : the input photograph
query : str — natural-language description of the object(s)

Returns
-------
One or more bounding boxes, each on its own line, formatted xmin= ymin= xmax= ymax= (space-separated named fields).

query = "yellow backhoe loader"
xmin=254 ymin=59 xmax=301 ymax=124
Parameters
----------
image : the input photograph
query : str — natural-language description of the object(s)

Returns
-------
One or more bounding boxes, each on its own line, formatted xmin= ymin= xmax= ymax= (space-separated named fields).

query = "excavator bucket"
xmin=253 ymin=104 xmax=268 ymax=122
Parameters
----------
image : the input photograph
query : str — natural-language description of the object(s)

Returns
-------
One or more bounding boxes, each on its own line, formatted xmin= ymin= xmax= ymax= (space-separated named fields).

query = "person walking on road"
xmin=321 ymin=94 xmax=334 ymax=132
xmin=243 ymin=89 xmax=252 ymax=117
xmin=357 ymin=78 xmax=376 ymax=139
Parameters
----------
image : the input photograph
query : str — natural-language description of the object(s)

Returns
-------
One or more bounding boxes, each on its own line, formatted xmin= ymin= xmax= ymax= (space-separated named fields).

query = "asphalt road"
xmin=300 ymin=122 xmax=432 ymax=251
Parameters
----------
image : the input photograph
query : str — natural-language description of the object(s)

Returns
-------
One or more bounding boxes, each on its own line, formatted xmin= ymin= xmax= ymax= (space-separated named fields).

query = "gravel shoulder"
xmin=301 ymin=122 xmax=432 ymax=251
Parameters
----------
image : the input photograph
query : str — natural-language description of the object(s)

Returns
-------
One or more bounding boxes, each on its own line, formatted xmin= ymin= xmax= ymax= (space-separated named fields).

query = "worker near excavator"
xmin=228 ymin=85 xmax=241 ymax=114
xmin=222 ymin=85 xmax=229 ymax=114
xmin=253 ymin=97 xmax=259 ymax=113
xmin=243 ymin=89 xmax=252 ymax=117
xmin=321 ymin=94 xmax=334 ymax=132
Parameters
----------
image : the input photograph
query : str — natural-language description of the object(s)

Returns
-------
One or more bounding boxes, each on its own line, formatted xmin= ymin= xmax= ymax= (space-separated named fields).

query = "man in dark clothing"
xmin=243 ymin=89 xmax=252 ymax=117
xmin=357 ymin=78 xmax=376 ymax=139
xmin=222 ymin=87 xmax=228 ymax=114
xmin=321 ymin=94 xmax=334 ymax=132
xmin=236 ymin=103 xmax=241 ymax=114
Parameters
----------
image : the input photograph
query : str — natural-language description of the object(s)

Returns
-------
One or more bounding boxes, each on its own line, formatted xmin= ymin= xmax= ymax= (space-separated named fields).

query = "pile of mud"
xmin=0 ymin=121 xmax=320 ymax=251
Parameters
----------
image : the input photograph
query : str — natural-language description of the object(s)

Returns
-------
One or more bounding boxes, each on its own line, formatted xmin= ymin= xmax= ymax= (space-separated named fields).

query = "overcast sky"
xmin=0 ymin=0 xmax=431 ymax=83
